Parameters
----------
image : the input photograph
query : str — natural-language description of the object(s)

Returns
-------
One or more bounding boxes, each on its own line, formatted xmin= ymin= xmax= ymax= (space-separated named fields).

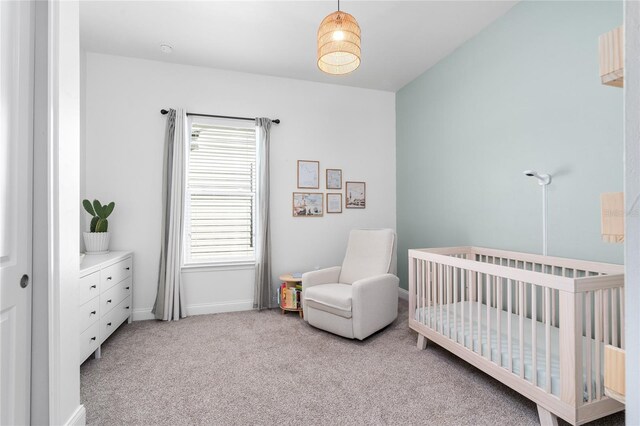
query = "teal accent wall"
xmin=396 ymin=1 xmax=623 ymax=290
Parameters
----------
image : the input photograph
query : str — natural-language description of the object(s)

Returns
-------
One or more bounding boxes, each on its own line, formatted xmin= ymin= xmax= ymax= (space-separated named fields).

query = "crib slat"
xmin=531 ymin=284 xmax=537 ymax=386
xmin=424 ymin=260 xmax=428 ymax=324
xmin=486 ymin=274 xmax=491 ymax=360
xmin=431 ymin=261 xmax=436 ymax=329
xmin=461 ymin=269 xmax=466 ymax=348
xmin=477 ymin=273 xmax=481 ymax=355
xmin=519 ymin=281 xmax=525 ymax=379
xmin=469 ymin=270 xmax=474 ymax=351
xmin=430 ymin=262 xmax=435 ymax=330
xmin=551 ymin=289 xmax=556 ymax=327
xmin=595 ymin=289 xmax=602 ymax=400
xmin=621 ymin=287 xmax=625 ymax=349
xmin=424 ymin=261 xmax=429 ymax=328
xmin=604 ymin=288 xmax=610 ymax=345
xmin=612 ymin=287 xmax=618 ymax=347
xmin=448 ymin=266 xmax=453 ymax=339
xmin=586 ymin=291 xmax=592 ymax=402
xmin=524 ymin=280 xmax=528 ymax=317
xmin=454 ymin=267 xmax=458 ymax=343
xmin=508 ymin=280 xmax=513 ymax=372
xmin=439 ymin=263 xmax=444 ymax=334
xmin=497 ymin=277 xmax=502 ymax=367
xmin=545 ymin=287 xmax=551 ymax=394
xmin=418 ymin=260 xmax=422 ymax=325
xmin=445 ymin=266 xmax=450 ymax=338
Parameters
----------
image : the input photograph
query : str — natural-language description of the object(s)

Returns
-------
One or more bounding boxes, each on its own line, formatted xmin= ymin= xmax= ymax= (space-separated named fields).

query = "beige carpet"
xmin=81 ymin=301 xmax=624 ymax=425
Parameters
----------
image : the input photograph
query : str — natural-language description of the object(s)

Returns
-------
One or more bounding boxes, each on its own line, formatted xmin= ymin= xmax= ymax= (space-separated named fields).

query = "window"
xmin=183 ymin=118 xmax=257 ymax=266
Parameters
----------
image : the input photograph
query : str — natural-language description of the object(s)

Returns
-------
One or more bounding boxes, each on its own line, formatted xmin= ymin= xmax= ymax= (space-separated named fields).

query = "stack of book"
xmin=278 ymin=282 xmax=302 ymax=309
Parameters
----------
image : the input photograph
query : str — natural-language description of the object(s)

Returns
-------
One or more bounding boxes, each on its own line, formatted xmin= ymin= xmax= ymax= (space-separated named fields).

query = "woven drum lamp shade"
xmin=317 ymin=11 xmax=361 ymax=75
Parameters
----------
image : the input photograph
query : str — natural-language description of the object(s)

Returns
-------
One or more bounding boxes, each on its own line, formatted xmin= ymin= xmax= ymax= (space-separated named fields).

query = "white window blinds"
xmin=184 ymin=120 xmax=256 ymax=265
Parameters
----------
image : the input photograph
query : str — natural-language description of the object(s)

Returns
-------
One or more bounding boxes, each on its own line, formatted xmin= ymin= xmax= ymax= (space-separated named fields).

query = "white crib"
xmin=408 ymin=247 xmax=625 ymax=426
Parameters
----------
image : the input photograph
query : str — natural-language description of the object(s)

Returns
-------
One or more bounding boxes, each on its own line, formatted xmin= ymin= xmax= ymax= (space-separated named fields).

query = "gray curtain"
xmin=152 ymin=108 xmax=187 ymax=321
xmin=254 ymin=118 xmax=272 ymax=309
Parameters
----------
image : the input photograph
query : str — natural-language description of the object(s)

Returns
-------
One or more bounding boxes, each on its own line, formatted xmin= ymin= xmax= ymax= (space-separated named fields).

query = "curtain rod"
xmin=160 ymin=109 xmax=280 ymax=124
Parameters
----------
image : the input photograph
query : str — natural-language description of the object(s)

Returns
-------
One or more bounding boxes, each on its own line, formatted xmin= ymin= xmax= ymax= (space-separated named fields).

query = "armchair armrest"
xmin=301 ymin=266 xmax=342 ymax=320
xmin=302 ymin=266 xmax=342 ymax=288
xmin=351 ymin=274 xmax=399 ymax=340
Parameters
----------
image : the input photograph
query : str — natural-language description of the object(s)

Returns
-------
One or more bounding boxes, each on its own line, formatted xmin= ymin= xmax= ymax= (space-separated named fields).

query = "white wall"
xmin=83 ymin=53 xmax=396 ymax=318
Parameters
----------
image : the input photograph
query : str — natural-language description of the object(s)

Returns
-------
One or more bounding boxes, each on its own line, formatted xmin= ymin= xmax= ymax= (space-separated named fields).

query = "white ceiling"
xmin=80 ymin=1 xmax=517 ymax=92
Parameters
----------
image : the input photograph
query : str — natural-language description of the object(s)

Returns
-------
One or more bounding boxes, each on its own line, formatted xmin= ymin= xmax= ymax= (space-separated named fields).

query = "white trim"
xmin=398 ymin=287 xmax=409 ymax=301
xmin=625 ymin=2 xmax=640 ymax=422
xmin=47 ymin=2 xmax=61 ymax=423
xmin=133 ymin=308 xmax=156 ymax=321
xmin=133 ymin=299 xmax=255 ymax=320
xmin=186 ymin=300 xmax=254 ymax=316
xmin=64 ymin=405 xmax=85 ymax=426
xmin=181 ymin=262 xmax=255 ymax=273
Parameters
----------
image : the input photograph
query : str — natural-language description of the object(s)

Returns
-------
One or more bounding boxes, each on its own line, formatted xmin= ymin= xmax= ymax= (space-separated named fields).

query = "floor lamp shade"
xmin=317 ymin=11 xmax=361 ymax=75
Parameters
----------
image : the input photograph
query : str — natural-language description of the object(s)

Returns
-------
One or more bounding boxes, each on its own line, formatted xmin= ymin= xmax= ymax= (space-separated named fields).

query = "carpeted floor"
xmin=81 ymin=301 xmax=625 ymax=425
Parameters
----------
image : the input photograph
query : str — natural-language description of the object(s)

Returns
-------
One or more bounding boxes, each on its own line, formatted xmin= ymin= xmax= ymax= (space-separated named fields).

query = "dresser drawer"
xmin=101 ymin=257 xmax=132 ymax=291
xmin=100 ymin=277 xmax=132 ymax=317
xmin=79 ymin=321 xmax=100 ymax=363
xmin=78 ymin=296 xmax=100 ymax=333
xmin=78 ymin=271 xmax=100 ymax=306
xmin=100 ymin=295 xmax=131 ymax=342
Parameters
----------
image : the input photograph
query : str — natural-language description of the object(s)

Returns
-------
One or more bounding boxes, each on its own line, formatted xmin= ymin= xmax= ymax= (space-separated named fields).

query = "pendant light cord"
xmin=338 ymin=0 xmax=340 ymax=11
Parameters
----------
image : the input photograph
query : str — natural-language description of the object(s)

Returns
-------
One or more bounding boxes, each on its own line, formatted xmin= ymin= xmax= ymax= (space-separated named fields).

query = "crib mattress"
xmin=415 ymin=302 xmax=603 ymax=401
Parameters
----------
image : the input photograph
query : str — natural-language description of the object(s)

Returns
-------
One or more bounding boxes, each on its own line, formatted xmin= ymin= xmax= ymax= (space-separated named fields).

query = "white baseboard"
xmin=398 ymin=287 xmax=409 ymax=301
xmin=133 ymin=308 xmax=156 ymax=321
xmin=65 ymin=405 xmax=86 ymax=426
xmin=186 ymin=299 xmax=254 ymax=316
xmin=133 ymin=300 xmax=254 ymax=320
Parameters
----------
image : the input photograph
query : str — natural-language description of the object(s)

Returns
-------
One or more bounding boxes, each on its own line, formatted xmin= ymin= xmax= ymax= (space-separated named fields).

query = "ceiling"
xmin=80 ymin=1 xmax=517 ymax=92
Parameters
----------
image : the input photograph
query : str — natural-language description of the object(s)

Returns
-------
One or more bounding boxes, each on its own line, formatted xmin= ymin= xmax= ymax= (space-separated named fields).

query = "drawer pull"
xmin=107 ymin=322 xmax=112 ymax=326
xmin=90 ymin=311 xmax=96 ymax=316
xmin=107 ymin=299 xmax=112 ymax=303
xmin=125 ymin=267 xmax=130 ymax=270
xmin=125 ymin=306 xmax=130 ymax=309
xmin=107 ymin=276 xmax=112 ymax=281
xmin=90 ymin=285 xmax=97 ymax=289
xmin=125 ymin=286 xmax=130 ymax=290
xmin=90 ymin=337 xmax=96 ymax=341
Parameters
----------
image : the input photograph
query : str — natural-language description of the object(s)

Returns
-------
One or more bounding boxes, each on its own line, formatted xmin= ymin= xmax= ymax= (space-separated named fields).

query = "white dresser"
xmin=79 ymin=251 xmax=133 ymax=364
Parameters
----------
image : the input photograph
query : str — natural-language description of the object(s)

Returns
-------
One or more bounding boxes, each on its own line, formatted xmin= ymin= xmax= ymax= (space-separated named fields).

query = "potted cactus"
xmin=82 ymin=199 xmax=115 ymax=254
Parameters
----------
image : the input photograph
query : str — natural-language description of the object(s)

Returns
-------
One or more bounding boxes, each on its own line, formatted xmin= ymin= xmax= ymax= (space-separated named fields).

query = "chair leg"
xmin=417 ymin=334 xmax=428 ymax=350
xmin=537 ymin=405 xmax=558 ymax=426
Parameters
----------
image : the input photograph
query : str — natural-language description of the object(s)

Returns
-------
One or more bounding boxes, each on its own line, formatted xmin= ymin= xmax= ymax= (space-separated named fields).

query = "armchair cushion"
xmin=339 ymin=229 xmax=396 ymax=285
xmin=304 ymin=284 xmax=352 ymax=319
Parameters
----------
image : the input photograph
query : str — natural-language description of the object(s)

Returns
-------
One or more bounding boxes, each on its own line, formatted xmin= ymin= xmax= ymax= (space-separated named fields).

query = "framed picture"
xmin=326 ymin=193 xmax=342 ymax=213
xmin=297 ymin=160 xmax=319 ymax=189
xmin=292 ymin=193 xmax=323 ymax=217
xmin=326 ymin=169 xmax=342 ymax=190
xmin=345 ymin=181 xmax=366 ymax=209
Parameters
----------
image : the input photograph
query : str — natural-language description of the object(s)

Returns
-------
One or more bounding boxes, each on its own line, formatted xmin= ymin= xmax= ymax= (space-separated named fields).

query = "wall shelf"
xmin=599 ymin=26 xmax=624 ymax=88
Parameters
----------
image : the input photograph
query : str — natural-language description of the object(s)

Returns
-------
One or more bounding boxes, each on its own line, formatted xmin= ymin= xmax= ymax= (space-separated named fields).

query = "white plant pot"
xmin=83 ymin=232 xmax=110 ymax=255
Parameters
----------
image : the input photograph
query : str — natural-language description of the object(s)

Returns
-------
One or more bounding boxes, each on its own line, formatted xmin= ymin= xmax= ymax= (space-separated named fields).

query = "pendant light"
xmin=317 ymin=0 xmax=361 ymax=75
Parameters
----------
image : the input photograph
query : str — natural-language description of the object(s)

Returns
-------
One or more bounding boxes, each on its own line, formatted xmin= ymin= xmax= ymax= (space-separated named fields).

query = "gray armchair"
xmin=302 ymin=229 xmax=399 ymax=340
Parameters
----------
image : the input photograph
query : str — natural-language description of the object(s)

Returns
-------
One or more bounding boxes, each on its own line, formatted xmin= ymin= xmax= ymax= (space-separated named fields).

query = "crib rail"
xmin=409 ymin=247 xmax=624 ymax=420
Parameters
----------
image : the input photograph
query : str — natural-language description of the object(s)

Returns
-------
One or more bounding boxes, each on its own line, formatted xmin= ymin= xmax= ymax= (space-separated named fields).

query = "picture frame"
xmin=345 ymin=181 xmax=366 ymax=209
xmin=297 ymin=160 xmax=320 ymax=189
xmin=326 ymin=169 xmax=342 ymax=190
xmin=326 ymin=193 xmax=342 ymax=213
xmin=292 ymin=192 xmax=323 ymax=217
